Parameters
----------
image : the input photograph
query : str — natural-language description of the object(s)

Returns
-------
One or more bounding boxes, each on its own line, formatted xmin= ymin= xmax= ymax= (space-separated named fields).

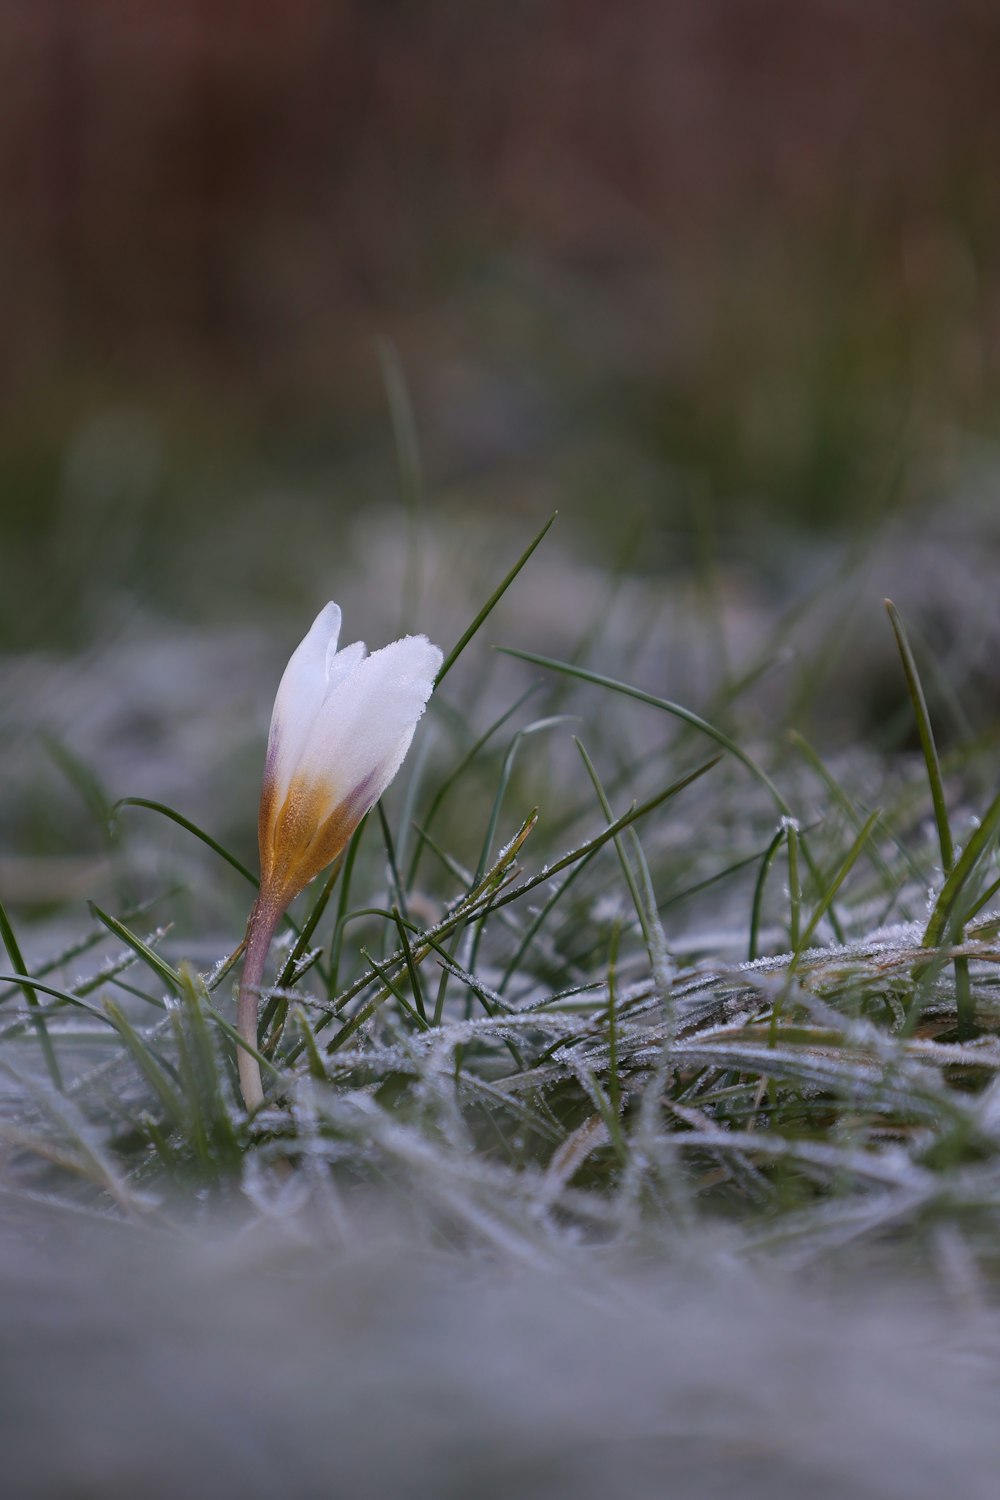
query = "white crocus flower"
xmin=237 ymin=602 xmax=442 ymax=1108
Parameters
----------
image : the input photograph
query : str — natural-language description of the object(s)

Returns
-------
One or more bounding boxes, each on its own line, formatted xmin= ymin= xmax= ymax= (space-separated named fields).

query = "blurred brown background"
xmin=2 ymin=0 xmax=999 ymax=642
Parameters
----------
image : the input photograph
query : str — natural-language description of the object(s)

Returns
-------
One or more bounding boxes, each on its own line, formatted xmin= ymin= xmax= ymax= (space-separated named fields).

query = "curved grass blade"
xmin=0 ymin=974 xmax=111 ymax=1024
xmin=496 ymin=646 xmax=787 ymax=812
xmin=111 ymin=797 xmax=259 ymax=888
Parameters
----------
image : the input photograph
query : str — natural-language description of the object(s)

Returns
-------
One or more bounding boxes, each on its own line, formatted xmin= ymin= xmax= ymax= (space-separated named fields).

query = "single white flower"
xmin=237 ymin=602 xmax=442 ymax=1108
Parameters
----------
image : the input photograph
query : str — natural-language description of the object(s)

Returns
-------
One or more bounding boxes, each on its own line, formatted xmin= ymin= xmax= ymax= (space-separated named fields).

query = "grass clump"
xmin=3 ymin=522 xmax=1000 ymax=1280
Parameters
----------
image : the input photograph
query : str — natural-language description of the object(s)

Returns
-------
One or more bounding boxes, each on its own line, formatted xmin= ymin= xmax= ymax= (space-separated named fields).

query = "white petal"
xmin=298 ymin=633 xmax=442 ymax=819
xmin=265 ymin=601 xmax=341 ymax=805
xmin=325 ymin=638 xmax=366 ymax=692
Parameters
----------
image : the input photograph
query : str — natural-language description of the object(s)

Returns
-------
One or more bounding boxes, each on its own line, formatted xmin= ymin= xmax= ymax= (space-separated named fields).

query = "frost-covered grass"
xmin=3 ymin=514 xmax=1000 ymax=1266
xmin=4 ymin=511 xmax=1000 ymax=1494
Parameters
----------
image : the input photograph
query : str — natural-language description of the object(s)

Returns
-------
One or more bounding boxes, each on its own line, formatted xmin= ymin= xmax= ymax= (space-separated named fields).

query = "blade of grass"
xmin=259 ymin=856 xmax=345 ymax=1043
xmin=0 ymin=973 xmax=111 ymax=1024
xmin=924 ymin=786 xmax=1000 ymax=950
xmin=360 ymin=946 xmax=429 ymax=1030
xmin=791 ymin=809 xmax=882 ymax=967
xmin=436 ymin=513 xmax=556 ymax=687
xmin=786 ymin=820 xmax=802 ymax=952
xmin=0 ymin=899 xmax=63 ymax=1089
xmin=606 ymin=917 xmax=623 ymax=1122
xmin=111 ymin=797 xmax=259 ymax=888
xmin=88 ymin=903 xmax=182 ymax=998
xmin=392 ymin=906 xmax=428 ymax=1023
xmin=101 ymin=999 xmax=185 ymax=1125
xmin=886 ymin=599 xmax=973 ymax=1036
xmin=885 ymin=600 xmax=954 ymax=871
xmin=749 ymin=827 xmax=787 ymax=961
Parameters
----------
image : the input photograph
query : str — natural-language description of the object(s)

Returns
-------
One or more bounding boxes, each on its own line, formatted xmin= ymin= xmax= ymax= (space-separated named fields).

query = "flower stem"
xmin=236 ymin=897 xmax=280 ymax=1110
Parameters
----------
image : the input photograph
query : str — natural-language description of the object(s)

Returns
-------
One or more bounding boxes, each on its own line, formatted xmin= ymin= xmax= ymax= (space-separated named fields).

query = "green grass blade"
xmin=360 ymin=946 xmax=429 ymax=1030
xmin=0 ymin=899 xmax=63 ymax=1089
xmin=327 ymin=817 xmax=368 ymax=996
xmin=923 ymin=785 xmax=1000 ymax=949
xmin=606 ymin=917 xmax=623 ymax=1122
xmin=102 ymin=999 xmax=186 ymax=1125
xmin=794 ymin=808 xmax=882 ymax=961
xmin=259 ymin=857 xmax=345 ymax=1044
xmin=294 ymin=1005 xmax=328 ymax=1081
xmin=885 ymin=600 xmax=954 ymax=871
xmin=748 ymin=827 xmax=787 ymax=961
xmin=88 ymin=903 xmax=182 ymax=998
xmin=392 ymin=906 xmax=427 ymax=1023
xmin=786 ymin=821 xmax=801 ymax=951
xmin=0 ymin=974 xmax=111 ymax=1026
xmin=436 ymin=513 xmax=557 ymax=687
xmin=111 ymin=797 xmax=259 ymax=888
xmin=376 ymin=801 xmax=409 ymax=925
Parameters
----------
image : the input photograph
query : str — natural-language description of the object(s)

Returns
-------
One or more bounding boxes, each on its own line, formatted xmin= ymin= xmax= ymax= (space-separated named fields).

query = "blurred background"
xmin=4 ymin=0 xmax=1000 ymax=627
xmin=3 ymin=0 xmax=1000 ymax=903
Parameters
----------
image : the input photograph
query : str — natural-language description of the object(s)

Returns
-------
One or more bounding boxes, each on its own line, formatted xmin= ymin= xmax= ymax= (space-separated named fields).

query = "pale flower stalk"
xmin=237 ymin=602 xmax=442 ymax=1109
